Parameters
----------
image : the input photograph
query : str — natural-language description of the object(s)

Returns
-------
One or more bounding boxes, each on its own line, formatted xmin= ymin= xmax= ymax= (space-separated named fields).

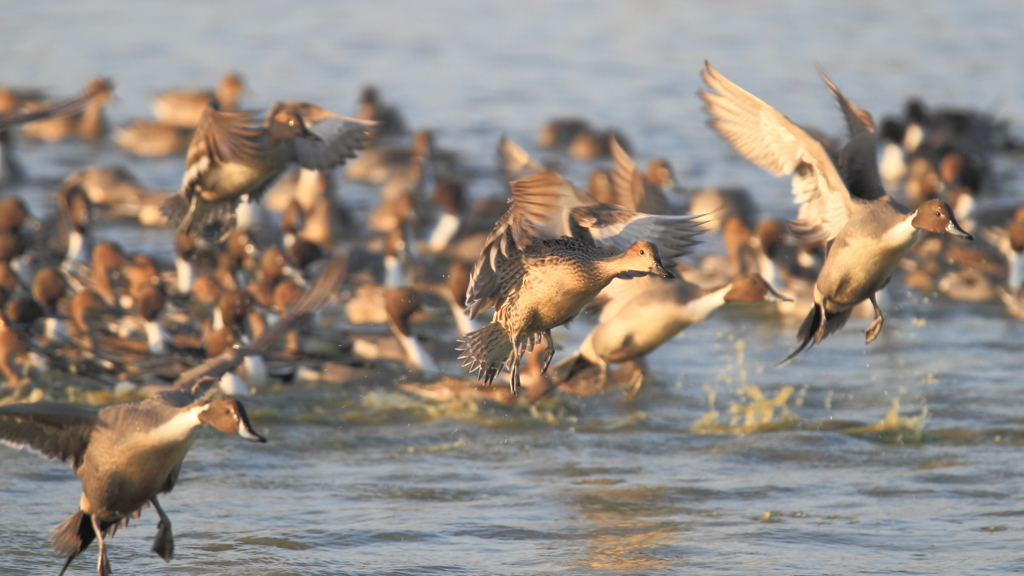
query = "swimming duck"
xmin=18 ymin=78 xmax=113 ymax=142
xmin=161 ymin=102 xmax=374 ymax=235
xmin=114 ymin=121 xmax=192 ymax=157
xmin=0 ymin=388 xmax=265 ymax=576
xmin=152 ymin=72 xmax=245 ymax=128
xmin=557 ymin=272 xmax=786 ymax=395
xmin=699 ymin=62 xmax=972 ymax=362
xmin=355 ymin=85 xmax=406 ymax=138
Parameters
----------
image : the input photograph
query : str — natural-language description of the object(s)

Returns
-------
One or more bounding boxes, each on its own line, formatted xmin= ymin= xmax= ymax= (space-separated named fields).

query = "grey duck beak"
xmin=650 ymin=260 xmax=674 ymax=279
xmin=946 ymin=219 xmax=973 ymax=241
xmin=763 ymin=283 xmax=792 ymax=303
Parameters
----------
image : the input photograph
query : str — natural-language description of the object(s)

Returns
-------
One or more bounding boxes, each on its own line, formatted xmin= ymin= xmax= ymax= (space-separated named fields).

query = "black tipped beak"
xmin=239 ymin=422 xmax=267 ymax=443
xmin=651 ymin=261 xmax=674 ymax=279
xmin=946 ymin=220 xmax=973 ymax=240
xmin=763 ymin=283 xmax=792 ymax=303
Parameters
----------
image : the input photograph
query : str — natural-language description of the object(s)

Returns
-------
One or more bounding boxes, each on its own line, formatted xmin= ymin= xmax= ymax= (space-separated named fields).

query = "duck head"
xmin=198 ymin=397 xmax=266 ymax=442
xmin=268 ymin=106 xmax=320 ymax=141
xmin=724 ymin=273 xmax=791 ymax=303
xmin=620 ymin=241 xmax=674 ymax=279
xmin=911 ymin=199 xmax=973 ymax=240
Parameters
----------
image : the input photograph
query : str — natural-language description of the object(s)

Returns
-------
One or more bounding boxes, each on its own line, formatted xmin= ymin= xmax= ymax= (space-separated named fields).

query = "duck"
xmin=553 ymin=273 xmax=787 ymax=397
xmin=0 ymin=387 xmax=265 ymax=576
xmin=161 ymin=102 xmax=374 ymax=236
xmin=459 ymin=219 xmax=674 ymax=393
xmin=465 ymin=170 xmax=702 ymax=312
xmin=355 ymin=85 xmax=406 ymax=138
xmin=18 ymin=78 xmax=113 ymax=142
xmin=699 ymin=62 xmax=973 ymax=363
xmin=151 ymin=72 xmax=245 ymax=128
xmin=114 ymin=121 xmax=192 ymax=157
xmin=351 ymin=287 xmax=440 ymax=377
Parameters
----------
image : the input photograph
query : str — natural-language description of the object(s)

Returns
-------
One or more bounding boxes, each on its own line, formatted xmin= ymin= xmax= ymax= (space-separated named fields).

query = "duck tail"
xmin=457 ymin=323 xmax=513 ymax=386
xmin=160 ymin=194 xmax=191 ymax=228
xmin=779 ymin=303 xmax=822 ymax=365
xmin=779 ymin=302 xmax=853 ymax=365
xmin=51 ymin=510 xmax=101 ymax=575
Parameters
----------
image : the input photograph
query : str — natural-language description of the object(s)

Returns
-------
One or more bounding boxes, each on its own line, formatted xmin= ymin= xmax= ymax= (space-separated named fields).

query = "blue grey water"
xmin=2 ymin=1 xmax=1024 ymax=574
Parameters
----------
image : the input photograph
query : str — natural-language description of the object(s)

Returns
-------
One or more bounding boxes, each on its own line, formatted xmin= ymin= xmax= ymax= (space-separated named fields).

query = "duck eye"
xmin=935 ymin=212 xmax=941 ymax=217
xmin=639 ymin=249 xmax=645 ymax=255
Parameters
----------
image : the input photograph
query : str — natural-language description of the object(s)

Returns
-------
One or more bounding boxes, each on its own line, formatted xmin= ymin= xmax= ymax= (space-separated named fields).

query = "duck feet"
xmin=864 ymin=295 xmax=884 ymax=344
xmin=91 ymin=515 xmax=111 ymax=576
xmin=150 ymin=497 xmax=174 ymax=561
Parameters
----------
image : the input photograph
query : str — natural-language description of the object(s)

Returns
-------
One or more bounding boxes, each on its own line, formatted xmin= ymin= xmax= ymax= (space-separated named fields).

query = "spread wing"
xmin=182 ymin=106 xmax=262 ymax=189
xmin=609 ymin=136 xmax=672 ymax=215
xmin=699 ymin=61 xmax=853 ymax=243
xmin=464 ymin=171 xmax=586 ymax=317
xmin=570 ymin=206 xmax=702 ymax=258
xmin=497 ymin=134 xmax=546 ymax=181
xmin=819 ymin=69 xmax=874 ymax=138
xmin=0 ymin=401 xmax=97 ymax=468
xmin=273 ymin=102 xmax=375 ymax=170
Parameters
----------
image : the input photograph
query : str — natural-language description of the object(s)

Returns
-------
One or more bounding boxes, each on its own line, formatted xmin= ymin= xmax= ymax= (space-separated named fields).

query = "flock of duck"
xmin=0 ymin=61 xmax=1021 ymax=574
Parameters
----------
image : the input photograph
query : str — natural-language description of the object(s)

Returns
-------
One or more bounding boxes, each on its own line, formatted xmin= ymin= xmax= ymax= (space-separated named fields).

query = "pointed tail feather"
xmin=779 ymin=303 xmax=854 ymax=365
xmin=52 ymin=510 xmax=118 ymax=575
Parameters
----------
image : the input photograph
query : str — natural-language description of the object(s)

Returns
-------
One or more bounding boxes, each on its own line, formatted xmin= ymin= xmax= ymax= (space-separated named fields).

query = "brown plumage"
xmin=458 ymin=234 xmax=673 ymax=393
xmin=161 ymin=102 xmax=374 ymax=235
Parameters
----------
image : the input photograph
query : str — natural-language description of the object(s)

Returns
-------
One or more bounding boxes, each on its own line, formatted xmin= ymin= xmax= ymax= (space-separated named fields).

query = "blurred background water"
xmin=2 ymin=1 xmax=1024 ymax=574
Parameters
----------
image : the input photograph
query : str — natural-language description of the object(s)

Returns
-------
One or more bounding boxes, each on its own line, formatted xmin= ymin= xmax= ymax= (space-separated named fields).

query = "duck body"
xmin=460 ymin=236 xmax=672 ymax=391
xmin=817 ymin=196 xmax=915 ymax=310
xmin=699 ymin=62 xmax=972 ymax=362
xmin=162 ymin=103 xmax=373 ymax=235
xmin=76 ymin=392 xmax=200 ymax=521
xmin=0 ymin=391 xmax=265 ymax=576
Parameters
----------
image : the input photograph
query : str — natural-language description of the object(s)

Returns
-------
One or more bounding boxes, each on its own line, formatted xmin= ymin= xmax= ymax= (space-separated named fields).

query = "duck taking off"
xmin=162 ymin=102 xmax=374 ymax=236
xmin=0 ymin=389 xmax=265 ymax=576
xmin=699 ymin=62 xmax=972 ymax=362
xmin=458 ymin=170 xmax=697 ymax=393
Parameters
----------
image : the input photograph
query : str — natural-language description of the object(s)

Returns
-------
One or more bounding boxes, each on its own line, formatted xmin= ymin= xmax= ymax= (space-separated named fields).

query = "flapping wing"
xmin=0 ymin=402 xmax=96 ymax=467
xmin=699 ymin=61 xmax=853 ymax=243
xmin=276 ymin=102 xmax=375 ymax=170
xmin=572 ymin=206 xmax=703 ymax=259
xmin=819 ymin=69 xmax=874 ymax=138
xmin=182 ymin=107 xmax=262 ymax=187
xmin=465 ymin=171 xmax=591 ymax=317
xmin=609 ymin=136 xmax=643 ymax=211
xmin=498 ymin=134 xmax=546 ymax=181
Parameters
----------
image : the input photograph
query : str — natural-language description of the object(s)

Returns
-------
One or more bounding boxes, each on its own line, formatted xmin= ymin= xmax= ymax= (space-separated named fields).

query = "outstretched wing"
xmin=699 ymin=61 xmax=853 ymax=243
xmin=0 ymin=402 xmax=96 ymax=468
xmin=819 ymin=68 xmax=875 ymax=138
xmin=272 ymin=102 xmax=375 ymax=170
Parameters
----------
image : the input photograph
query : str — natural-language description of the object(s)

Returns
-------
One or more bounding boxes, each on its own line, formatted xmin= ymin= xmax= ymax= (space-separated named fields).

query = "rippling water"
xmin=3 ymin=1 xmax=1024 ymax=574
